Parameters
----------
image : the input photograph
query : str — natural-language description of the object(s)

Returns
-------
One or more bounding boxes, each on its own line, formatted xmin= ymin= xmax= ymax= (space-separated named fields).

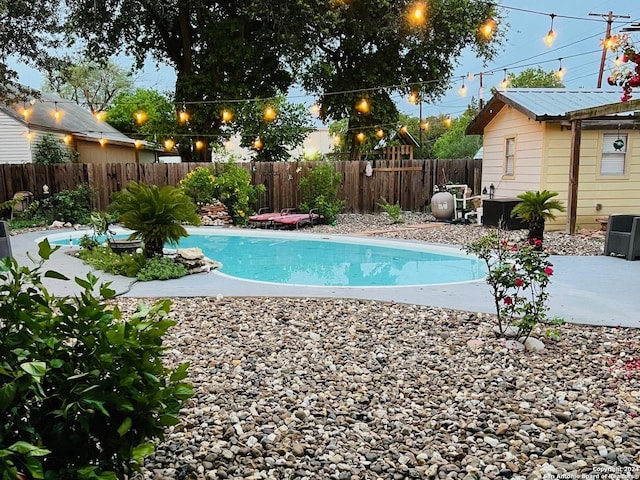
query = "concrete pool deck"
xmin=11 ymin=228 xmax=640 ymax=329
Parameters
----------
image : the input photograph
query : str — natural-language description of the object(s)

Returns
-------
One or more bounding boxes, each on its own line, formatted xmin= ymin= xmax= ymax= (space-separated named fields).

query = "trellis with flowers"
xmin=608 ymin=34 xmax=640 ymax=101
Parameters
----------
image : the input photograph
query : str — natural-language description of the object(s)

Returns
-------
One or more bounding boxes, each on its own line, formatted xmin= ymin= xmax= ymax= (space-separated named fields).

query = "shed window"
xmin=600 ymin=133 xmax=627 ymax=176
xmin=504 ymin=137 xmax=515 ymax=176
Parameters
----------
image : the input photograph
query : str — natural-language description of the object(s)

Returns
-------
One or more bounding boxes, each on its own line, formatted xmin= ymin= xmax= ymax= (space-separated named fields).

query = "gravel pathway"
xmin=111 ymin=215 xmax=640 ymax=480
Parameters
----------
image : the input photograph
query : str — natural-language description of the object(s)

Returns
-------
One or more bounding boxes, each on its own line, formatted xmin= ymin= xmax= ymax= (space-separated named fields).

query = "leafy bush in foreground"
xmin=0 ymin=240 xmax=193 ymax=479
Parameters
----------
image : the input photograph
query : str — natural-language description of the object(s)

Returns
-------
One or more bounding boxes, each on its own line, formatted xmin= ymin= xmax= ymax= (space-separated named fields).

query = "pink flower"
xmin=503 ymin=296 xmax=513 ymax=305
xmin=515 ymin=278 xmax=523 ymax=287
xmin=544 ymin=267 xmax=554 ymax=276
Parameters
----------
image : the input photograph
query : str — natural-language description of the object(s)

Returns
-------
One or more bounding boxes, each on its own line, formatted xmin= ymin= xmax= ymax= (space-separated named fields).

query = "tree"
xmin=507 ymin=67 xmax=565 ymax=88
xmin=433 ymin=104 xmax=482 ymax=159
xmin=399 ymin=113 xmax=451 ymax=160
xmin=43 ymin=58 xmax=134 ymax=113
xmin=106 ymin=89 xmax=176 ymax=144
xmin=0 ymin=0 xmax=64 ymax=101
xmin=302 ymin=0 xmax=503 ymax=160
xmin=63 ymin=0 xmax=322 ymax=161
xmin=33 ymin=133 xmax=79 ymax=164
xmin=236 ymin=95 xmax=315 ymax=162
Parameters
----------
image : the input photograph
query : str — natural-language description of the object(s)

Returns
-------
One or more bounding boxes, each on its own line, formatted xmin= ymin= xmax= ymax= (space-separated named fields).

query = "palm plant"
xmin=511 ymin=190 xmax=566 ymax=247
xmin=110 ymin=182 xmax=201 ymax=257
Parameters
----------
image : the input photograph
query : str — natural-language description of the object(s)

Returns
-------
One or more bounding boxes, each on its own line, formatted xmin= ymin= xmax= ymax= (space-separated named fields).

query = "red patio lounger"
xmin=247 ymin=208 xmax=295 ymax=228
xmin=272 ymin=209 xmax=322 ymax=229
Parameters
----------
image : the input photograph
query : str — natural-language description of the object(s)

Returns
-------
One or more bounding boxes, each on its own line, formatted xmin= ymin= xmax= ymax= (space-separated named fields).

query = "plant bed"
xmin=108 ymin=238 xmax=142 ymax=254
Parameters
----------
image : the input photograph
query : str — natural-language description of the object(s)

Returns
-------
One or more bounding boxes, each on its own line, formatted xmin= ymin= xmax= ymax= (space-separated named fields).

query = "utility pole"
xmin=590 ymin=11 xmax=630 ymax=88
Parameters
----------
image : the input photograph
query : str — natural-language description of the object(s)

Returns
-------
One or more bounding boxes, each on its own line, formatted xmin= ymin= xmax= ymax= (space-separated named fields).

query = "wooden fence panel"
xmin=0 ymin=159 xmax=479 ymax=215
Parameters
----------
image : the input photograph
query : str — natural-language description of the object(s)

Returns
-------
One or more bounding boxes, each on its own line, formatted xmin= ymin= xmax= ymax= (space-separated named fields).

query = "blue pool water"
xmin=52 ymin=230 xmax=487 ymax=287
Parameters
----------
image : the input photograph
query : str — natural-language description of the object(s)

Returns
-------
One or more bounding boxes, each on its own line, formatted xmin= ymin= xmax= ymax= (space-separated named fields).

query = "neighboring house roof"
xmin=1 ymin=91 xmax=137 ymax=147
xmin=466 ymin=89 xmax=639 ymax=135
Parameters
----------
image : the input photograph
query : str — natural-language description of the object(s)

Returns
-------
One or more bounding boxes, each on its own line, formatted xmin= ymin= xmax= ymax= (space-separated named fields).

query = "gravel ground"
xmin=108 ymin=214 xmax=640 ymax=480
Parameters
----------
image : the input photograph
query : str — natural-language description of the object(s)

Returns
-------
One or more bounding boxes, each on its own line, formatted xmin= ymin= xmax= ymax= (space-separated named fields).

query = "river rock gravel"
xmin=113 ymin=214 xmax=638 ymax=480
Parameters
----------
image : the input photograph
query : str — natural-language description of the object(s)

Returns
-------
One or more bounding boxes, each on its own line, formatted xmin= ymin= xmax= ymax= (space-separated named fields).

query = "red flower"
xmin=504 ymin=296 xmax=513 ymax=305
xmin=515 ymin=278 xmax=523 ymax=287
xmin=544 ymin=267 xmax=554 ymax=276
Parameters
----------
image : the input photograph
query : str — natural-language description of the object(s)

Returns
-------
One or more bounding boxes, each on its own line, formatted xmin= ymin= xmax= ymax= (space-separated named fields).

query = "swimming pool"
xmin=48 ymin=228 xmax=487 ymax=287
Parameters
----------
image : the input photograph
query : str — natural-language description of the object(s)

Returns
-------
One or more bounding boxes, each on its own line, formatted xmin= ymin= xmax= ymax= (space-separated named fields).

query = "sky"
xmin=9 ymin=0 xmax=640 ymax=123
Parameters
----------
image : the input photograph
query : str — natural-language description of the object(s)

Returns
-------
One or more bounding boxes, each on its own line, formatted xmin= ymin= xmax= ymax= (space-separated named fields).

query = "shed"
xmin=466 ymin=88 xmax=640 ymax=231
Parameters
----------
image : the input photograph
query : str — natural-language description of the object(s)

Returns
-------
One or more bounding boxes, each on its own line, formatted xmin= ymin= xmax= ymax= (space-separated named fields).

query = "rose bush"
xmin=607 ymin=34 xmax=640 ymax=101
xmin=465 ymin=230 xmax=564 ymax=342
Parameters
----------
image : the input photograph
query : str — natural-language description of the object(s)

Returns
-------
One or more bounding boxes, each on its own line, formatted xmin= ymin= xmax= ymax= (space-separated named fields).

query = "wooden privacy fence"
xmin=0 ymin=159 xmax=480 ymax=214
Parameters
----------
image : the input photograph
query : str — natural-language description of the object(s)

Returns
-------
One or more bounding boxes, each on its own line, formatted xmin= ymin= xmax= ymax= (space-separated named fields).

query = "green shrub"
xmin=299 ymin=162 xmax=345 ymax=224
xmin=0 ymin=240 xmax=193 ymax=479
xmin=179 ymin=166 xmax=217 ymax=204
xmin=32 ymin=133 xmax=79 ymax=164
xmin=136 ymin=257 xmax=188 ymax=281
xmin=377 ymin=197 xmax=403 ymax=224
xmin=212 ymin=161 xmax=265 ymax=225
xmin=34 ymin=183 xmax=95 ymax=224
xmin=77 ymin=246 xmax=146 ymax=277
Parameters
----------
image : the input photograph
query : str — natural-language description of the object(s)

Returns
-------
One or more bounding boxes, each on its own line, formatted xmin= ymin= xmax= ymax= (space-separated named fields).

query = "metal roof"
xmin=1 ymin=91 xmax=136 ymax=145
xmin=466 ymin=89 xmax=638 ymax=134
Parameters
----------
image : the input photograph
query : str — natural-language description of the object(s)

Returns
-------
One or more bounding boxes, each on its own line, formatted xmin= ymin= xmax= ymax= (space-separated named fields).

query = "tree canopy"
xmin=507 ymin=67 xmax=565 ymax=88
xmin=43 ymin=58 xmax=134 ymax=113
xmin=433 ymin=103 xmax=482 ymax=159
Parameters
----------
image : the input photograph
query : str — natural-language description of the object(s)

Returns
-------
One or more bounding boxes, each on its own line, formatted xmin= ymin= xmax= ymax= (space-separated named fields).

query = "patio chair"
xmin=272 ymin=209 xmax=322 ymax=229
xmin=247 ymin=208 xmax=295 ymax=228
xmin=604 ymin=214 xmax=640 ymax=261
xmin=11 ymin=191 xmax=34 ymax=219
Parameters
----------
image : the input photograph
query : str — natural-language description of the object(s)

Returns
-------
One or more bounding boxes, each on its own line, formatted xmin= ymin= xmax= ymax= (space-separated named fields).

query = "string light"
xmin=25 ymin=129 xmax=34 ymax=141
xmin=409 ymin=2 xmax=426 ymax=25
xmin=134 ymin=139 xmax=143 ymax=149
xmin=499 ymin=69 xmax=510 ymax=89
xmin=99 ymin=135 xmax=107 ymax=147
xmin=458 ymin=80 xmax=467 ymax=97
xmin=221 ymin=109 xmax=233 ymax=123
xmin=21 ymin=104 xmax=32 ymax=120
xmin=480 ymin=19 xmax=496 ymax=39
xmin=467 ymin=72 xmax=475 ymax=82
xmin=544 ymin=13 xmax=556 ymax=46
xmin=135 ymin=111 xmax=148 ymax=124
xmin=163 ymin=139 xmax=175 ymax=151
xmin=614 ymin=56 xmax=622 ymax=67
xmin=53 ymin=102 xmax=62 ymax=121
xmin=355 ymin=98 xmax=370 ymax=114
xmin=178 ymin=109 xmax=190 ymax=123
xmin=195 ymin=140 xmax=205 ymax=150
xmin=62 ymin=135 xmax=72 ymax=144
xmin=375 ymin=128 xmax=385 ymax=139
xmin=263 ymin=106 xmax=276 ymax=121
xmin=309 ymin=103 xmax=321 ymax=116
xmin=421 ymin=121 xmax=429 ymax=131
xmin=253 ymin=137 xmax=263 ymax=149
xmin=407 ymin=92 xmax=418 ymax=104
xmin=556 ymin=58 xmax=565 ymax=79
xmin=356 ymin=132 xmax=366 ymax=143
xmin=94 ymin=111 xmax=106 ymax=122
xmin=444 ymin=115 xmax=452 ymax=127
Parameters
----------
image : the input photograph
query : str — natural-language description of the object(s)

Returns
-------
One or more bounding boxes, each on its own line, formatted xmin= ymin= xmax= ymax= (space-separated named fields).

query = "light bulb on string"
xmin=356 ymin=98 xmax=370 ymax=114
xmin=21 ymin=102 xmax=32 ymax=120
xmin=309 ymin=103 xmax=321 ymax=116
xmin=544 ymin=14 xmax=556 ymax=46
xmin=94 ymin=111 xmax=106 ymax=122
xmin=195 ymin=140 xmax=205 ymax=151
xmin=25 ymin=129 xmax=34 ymax=141
xmin=614 ymin=56 xmax=622 ymax=67
xmin=480 ymin=19 xmax=496 ymax=39
xmin=253 ymin=137 xmax=263 ymax=150
xmin=163 ymin=139 xmax=175 ymax=151
xmin=134 ymin=140 xmax=143 ymax=149
xmin=221 ymin=109 xmax=233 ymax=123
xmin=375 ymin=128 xmax=385 ymax=139
xmin=356 ymin=132 xmax=366 ymax=143
xmin=444 ymin=115 xmax=452 ymax=128
xmin=62 ymin=135 xmax=72 ymax=145
xmin=178 ymin=109 xmax=190 ymax=123
xmin=556 ymin=58 xmax=565 ymax=80
xmin=53 ymin=102 xmax=62 ymax=121
xmin=263 ymin=106 xmax=276 ymax=121
xmin=408 ymin=92 xmax=418 ymax=104
xmin=421 ymin=121 xmax=429 ymax=131
xmin=99 ymin=134 xmax=107 ymax=147
xmin=499 ymin=69 xmax=509 ymax=89
xmin=135 ymin=111 xmax=148 ymax=124
xmin=409 ymin=2 xmax=426 ymax=25
xmin=458 ymin=80 xmax=467 ymax=97
xmin=467 ymin=72 xmax=475 ymax=82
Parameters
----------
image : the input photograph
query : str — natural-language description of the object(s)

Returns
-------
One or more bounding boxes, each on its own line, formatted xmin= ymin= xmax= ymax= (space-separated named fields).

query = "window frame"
xmin=503 ymin=136 xmax=516 ymax=178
